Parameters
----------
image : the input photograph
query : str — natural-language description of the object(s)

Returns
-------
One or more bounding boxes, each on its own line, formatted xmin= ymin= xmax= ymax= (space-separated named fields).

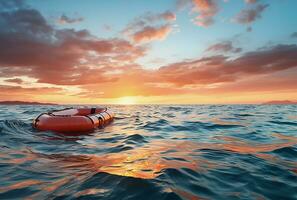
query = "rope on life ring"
xmin=33 ymin=113 xmax=44 ymax=128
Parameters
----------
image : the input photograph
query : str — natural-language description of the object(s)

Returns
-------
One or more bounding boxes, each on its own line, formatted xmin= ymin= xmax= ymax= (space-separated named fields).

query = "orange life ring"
xmin=33 ymin=107 xmax=114 ymax=133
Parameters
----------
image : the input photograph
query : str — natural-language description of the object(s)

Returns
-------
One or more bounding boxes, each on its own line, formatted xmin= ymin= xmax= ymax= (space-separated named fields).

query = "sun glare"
xmin=116 ymin=96 xmax=137 ymax=105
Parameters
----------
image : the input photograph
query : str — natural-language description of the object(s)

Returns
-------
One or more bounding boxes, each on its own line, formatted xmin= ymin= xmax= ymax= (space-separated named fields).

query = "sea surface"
xmin=0 ymin=105 xmax=297 ymax=200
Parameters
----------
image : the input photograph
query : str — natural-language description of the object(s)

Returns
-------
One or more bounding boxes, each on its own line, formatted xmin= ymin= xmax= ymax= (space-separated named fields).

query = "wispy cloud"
xmin=0 ymin=85 xmax=63 ymax=100
xmin=291 ymin=32 xmax=297 ymax=38
xmin=234 ymin=3 xmax=269 ymax=25
xmin=244 ymin=0 xmax=257 ymax=4
xmin=132 ymin=25 xmax=173 ymax=43
xmin=191 ymin=0 xmax=219 ymax=27
xmin=4 ymin=78 xmax=24 ymax=84
xmin=57 ymin=14 xmax=84 ymax=24
xmin=206 ymin=41 xmax=242 ymax=53
xmin=176 ymin=0 xmax=219 ymax=27
xmin=178 ymin=0 xmax=268 ymax=27
xmin=123 ymin=11 xmax=176 ymax=43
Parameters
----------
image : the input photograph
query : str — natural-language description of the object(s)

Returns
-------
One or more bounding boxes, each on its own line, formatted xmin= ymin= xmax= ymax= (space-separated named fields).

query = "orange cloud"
xmin=123 ymin=11 xmax=175 ymax=43
xmin=132 ymin=25 xmax=172 ymax=43
xmin=0 ymin=85 xmax=62 ymax=93
xmin=0 ymin=85 xmax=63 ymax=101
xmin=209 ymin=71 xmax=297 ymax=94
xmin=192 ymin=0 xmax=219 ymax=27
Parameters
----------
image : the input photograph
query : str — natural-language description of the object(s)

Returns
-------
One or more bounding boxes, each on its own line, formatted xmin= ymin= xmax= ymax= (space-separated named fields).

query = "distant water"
xmin=0 ymin=105 xmax=297 ymax=200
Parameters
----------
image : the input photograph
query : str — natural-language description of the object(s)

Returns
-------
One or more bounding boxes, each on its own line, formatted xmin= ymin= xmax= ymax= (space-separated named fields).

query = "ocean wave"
xmin=269 ymin=120 xmax=297 ymax=126
xmin=1 ymin=105 xmax=297 ymax=199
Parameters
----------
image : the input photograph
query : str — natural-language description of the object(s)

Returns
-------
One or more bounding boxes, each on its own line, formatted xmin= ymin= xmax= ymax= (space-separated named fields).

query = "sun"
xmin=116 ymin=96 xmax=137 ymax=105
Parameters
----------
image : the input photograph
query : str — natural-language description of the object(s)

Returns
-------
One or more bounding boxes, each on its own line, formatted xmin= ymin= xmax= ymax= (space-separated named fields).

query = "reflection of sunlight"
xmin=116 ymin=96 xmax=137 ymax=105
xmin=0 ymin=180 xmax=43 ymax=193
xmin=31 ymin=140 xmax=204 ymax=179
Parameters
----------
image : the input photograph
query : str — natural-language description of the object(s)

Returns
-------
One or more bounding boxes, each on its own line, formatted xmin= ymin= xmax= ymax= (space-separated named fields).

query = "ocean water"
xmin=0 ymin=105 xmax=297 ymax=200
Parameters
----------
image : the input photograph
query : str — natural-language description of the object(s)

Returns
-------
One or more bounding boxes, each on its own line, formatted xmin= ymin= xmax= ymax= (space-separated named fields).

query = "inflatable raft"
xmin=33 ymin=107 xmax=114 ymax=133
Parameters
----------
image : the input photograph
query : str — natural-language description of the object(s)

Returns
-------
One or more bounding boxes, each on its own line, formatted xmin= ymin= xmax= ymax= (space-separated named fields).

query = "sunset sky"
xmin=0 ymin=0 xmax=297 ymax=104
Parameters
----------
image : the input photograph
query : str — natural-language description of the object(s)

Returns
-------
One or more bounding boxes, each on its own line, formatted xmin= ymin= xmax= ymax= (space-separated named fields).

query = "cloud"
xmin=0 ymin=85 xmax=63 ymax=100
xmin=140 ymin=10 xmax=176 ymax=23
xmin=0 ymin=85 xmax=61 ymax=93
xmin=176 ymin=0 xmax=219 ymax=27
xmin=178 ymin=0 xmax=267 ymax=27
xmin=75 ymin=43 xmax=297 ymax=98
xmin=206 ymin=41 xmax=242 ymax=53
xmin=156 ymin=44 xmax=297 ymax=86
xmin=291 ymin=32 xmax=297 ymax=38
xmin=0 ymin=4 xmax=145 ymax=85
xmin=124 ymin=11 xmax=176 ymax=32
xmin=246 ymin=26 xmax=252 ymax=32
xmin=57 ymin=14 xmax=84 ymax=24
xmin=123 ymin=11 xmax=176 ymax=43
xmin=4 ymin=78 xmax=24 ymax=84
xmin=132 ymin=25 xmax=173 ymax=43
xmin=191 ymin=0 xmax=219 ymax=27
xmin=176 ymin=0 xmax=192 ymax=11
xmin=209 ymin=70 xmax=297 ymax=94
xmin=234 ymin=3 xmax=269 ymax=24
xmin=159 ymin=11 xmax=176 ymax=21
xmin=245 ymin=0 xmax=257 ymax=4
xmin=0 ymin=0 xmax=26 ymax=10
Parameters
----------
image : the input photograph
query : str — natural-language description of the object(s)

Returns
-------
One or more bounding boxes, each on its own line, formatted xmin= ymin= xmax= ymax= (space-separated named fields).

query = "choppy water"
xmin=0 ymin=105 xmax=297 ymax=200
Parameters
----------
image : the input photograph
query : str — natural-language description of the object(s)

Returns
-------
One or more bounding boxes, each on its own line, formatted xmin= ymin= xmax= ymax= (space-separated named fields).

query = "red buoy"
xmin=33 ymin=107 xmax=114 ymax=133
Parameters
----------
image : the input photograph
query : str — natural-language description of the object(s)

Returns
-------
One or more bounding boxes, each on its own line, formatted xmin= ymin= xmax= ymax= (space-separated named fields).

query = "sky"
xmin=0 ymin=0 xmax=297 ymax=104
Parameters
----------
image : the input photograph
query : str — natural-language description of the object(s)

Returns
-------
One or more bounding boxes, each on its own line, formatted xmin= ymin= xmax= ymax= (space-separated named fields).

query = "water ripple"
xmin=0 ymin=105 xmax=297 ymax=199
